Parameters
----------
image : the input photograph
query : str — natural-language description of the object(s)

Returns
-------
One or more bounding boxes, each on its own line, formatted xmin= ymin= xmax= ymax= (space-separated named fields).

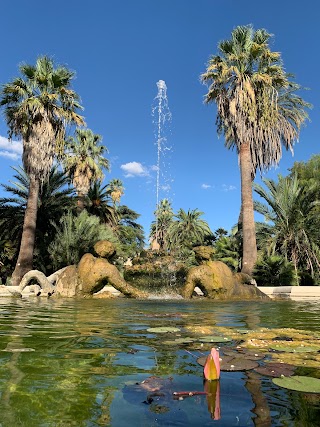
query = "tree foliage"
xmin=63 ymin=128 xmax=109 ymax=211
xmin=48 ymin=210 xmax=118 ymax=270
xmin=253 ymin=255 xmax=295 ymax=286
xmin=254 ymin=175 xmax=320 ymax=283
xmin=201 ymin=25 xmax=310 ymax=275
xmin=0 ymin=166 xmax=75 ymax=274
xmin=150 ymin=199 xmax=174 ymax=249
xmin=167 ymin=208 xmax=212 ymax=250
xmin=0 ymin=56 xmax=84 ymax=282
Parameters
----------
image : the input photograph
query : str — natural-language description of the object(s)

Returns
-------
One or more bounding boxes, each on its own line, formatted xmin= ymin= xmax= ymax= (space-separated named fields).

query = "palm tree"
xmin=63 ymin=128 xmax=109 ymax=212
xmin=167 ymin=208 xmax=212 ymax=250
xmin=150 ymin=198 xmax=174 ymax=249
xmin=0 ymin=56 xmax=84 ymax=284
xmin=213 ymin=233 xmax=241 ymax=272
xmin=254 ymin=175 xmax=320 ymax=283
xmin=201 ymin=25 xmax=310 ymax=275
xmin=0 ymin=165 xmax=76 ymax=273
xmin=116 ymin=205 xmax=145 ymax=246
xmin=87 ymin=181 xmax=118 ymax=228
xmin=107 ymin=178 xmax=124 ymax=207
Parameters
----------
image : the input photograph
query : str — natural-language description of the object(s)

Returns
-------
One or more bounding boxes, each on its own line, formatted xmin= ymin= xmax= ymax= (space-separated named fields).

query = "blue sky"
xmin=0 ymin=0 xmax=319 ymax=240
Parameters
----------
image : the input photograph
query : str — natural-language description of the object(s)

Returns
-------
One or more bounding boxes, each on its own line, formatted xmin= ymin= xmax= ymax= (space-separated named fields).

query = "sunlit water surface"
xmin=0 ymin=298 xmax=319 ymax=426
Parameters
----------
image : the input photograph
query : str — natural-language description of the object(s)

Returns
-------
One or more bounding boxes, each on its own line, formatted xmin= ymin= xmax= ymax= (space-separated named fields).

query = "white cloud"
xmin=0 ymin=150 xmax=21 ymax=160
xmin=222 ymin=184 xmax=236 ymax=191
xmin=120 ymin=161 xmax=148 ymax=178
xmin=0 ymin=136 xmax=22 ymax=161
xmin=201 ymin=183 xmax=211 ymax=189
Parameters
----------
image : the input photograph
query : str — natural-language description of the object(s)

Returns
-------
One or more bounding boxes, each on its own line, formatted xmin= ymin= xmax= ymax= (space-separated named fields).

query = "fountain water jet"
xmin=152 ymin=80 xmax=172 ymax=249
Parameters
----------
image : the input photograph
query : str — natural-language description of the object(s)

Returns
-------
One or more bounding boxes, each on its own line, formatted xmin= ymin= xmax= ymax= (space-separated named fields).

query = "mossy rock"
xmin=193 ymin=246 xmax=215 ymax=261
xmin=94 ymin=240 xmax=116 ymax=259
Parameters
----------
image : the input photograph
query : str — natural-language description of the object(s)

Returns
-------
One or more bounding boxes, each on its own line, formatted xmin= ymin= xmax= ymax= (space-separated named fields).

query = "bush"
xmin=253 ymin=255 xmax=295 ymax=286
xmin=48 ymin=211 xmax=119 ymax=270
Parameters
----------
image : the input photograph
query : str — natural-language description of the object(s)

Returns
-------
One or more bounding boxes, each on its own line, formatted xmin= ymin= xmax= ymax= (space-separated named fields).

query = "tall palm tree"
xmin=107 ymin=178 xmax=124 ymax=207
xmin=254 ymin=175 xmax=320 ymax=283
xmin=0 ymin=56 xmax=84 ymax=284
xmin=150 ymin=198 xmax=174 ymax=249
xmin=87 ymin=180 xmax=118 ymax=228
xmin=63 ymin=128 xmax=109 ymax=212
xmin=201 ymin=25 xmax=310 ymax=275
xmin=167 ymin=208 xmax=211 ymax=250
xmin=0 ymin=165 xmax=76 ymax=274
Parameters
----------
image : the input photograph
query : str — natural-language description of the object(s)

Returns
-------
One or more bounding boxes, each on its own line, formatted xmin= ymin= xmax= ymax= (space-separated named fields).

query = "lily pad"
xmin=236 ymin=329 xmax=251 ymax=334
xmin=269 ymin=345 xmax=319 ymax=353
xmin=146 ymin=327 xmax=181 ymax=334
xmin=198 ymin=335 xmax=232 ymax=343
xmin=255 ymin=362 xmax=296 ymax=377
xmin=197 ymin=356 xmax=210 ymax=366
xmin=222 ymin=349 xmax=265 ymax=361
xmin=197 ymin=354 xmax=258 ymax=371
xmin=220 ymin=357 xmax=259 ymax=372
xmin=163 ymin=338 xmax=195 ymax=345
xmin=272 ymin=375 xmax=320 ymax=393
xmin=236 ymin=350 xmax=266 ymax=361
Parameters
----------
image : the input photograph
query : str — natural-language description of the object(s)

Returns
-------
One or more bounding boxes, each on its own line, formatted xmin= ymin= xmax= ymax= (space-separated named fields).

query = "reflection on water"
xmin=0 ymin=299 xmax=319 ymax=426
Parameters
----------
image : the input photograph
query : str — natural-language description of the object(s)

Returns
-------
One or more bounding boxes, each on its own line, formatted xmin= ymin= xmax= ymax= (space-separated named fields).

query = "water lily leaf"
xmin=234 ymin=349 xmax=266 ymax=361
xmin=146 ymin=327 xmax=181 ymax=333
xmin=220 ymin=357 xmax=259 ymax=371
xmin=198 ymin=335 xmax=232 ymax=343
xmin=272 ymin=336 xmax=293 ymax=341
xmin=269 ymin=345 xmax=319 ymax=353
xmin=197 ymin=354 xmax=257 ymax=371
xmin=272 ymin=376 xmax=320 ymax=393
xmin=197 ymin=356 xmax=207 ymax=366
xmin=255 ymin=362 xmax=296 ymax=377
xmin=163 ymin=337 xmax=195 ymax=345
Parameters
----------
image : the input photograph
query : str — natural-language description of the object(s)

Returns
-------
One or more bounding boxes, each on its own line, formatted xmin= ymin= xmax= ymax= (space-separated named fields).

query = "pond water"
xmin=0 ymin=298 xmax=319 ymax=426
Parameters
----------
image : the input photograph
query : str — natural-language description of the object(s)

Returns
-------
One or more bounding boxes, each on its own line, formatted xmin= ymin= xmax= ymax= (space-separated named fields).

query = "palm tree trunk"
xmin=11 ymin=176 xmax=39 ymax=286
xmin=239 ymin=143 xmax=257 ymax=275
xmin=77 ymin=192 xmax=86 ymax=213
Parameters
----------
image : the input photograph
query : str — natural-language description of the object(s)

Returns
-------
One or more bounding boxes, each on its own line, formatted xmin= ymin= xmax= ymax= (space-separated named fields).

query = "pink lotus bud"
xmin=203 ymin=348 xmax=220 ymax=381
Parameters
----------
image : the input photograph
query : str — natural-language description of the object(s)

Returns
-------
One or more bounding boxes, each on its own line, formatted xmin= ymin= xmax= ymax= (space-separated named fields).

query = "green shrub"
xmin=48 ymin=211 xmax=118 ymax=270
xmin=253 ymin=255 xmax=295 ymax=286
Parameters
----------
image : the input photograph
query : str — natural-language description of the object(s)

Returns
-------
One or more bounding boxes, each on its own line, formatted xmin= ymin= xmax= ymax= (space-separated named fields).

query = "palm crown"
xmin=0 ymin=56 xmax=84 ymax=181
xmin=64 ymin=128 xmax=110 ymax=197
xmin=201 ymin=25 xmax=310 ymax=176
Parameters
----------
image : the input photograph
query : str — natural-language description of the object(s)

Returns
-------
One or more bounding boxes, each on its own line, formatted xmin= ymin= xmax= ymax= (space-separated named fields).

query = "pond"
xmin=0 ymin=298 xmax=319 ymax=426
